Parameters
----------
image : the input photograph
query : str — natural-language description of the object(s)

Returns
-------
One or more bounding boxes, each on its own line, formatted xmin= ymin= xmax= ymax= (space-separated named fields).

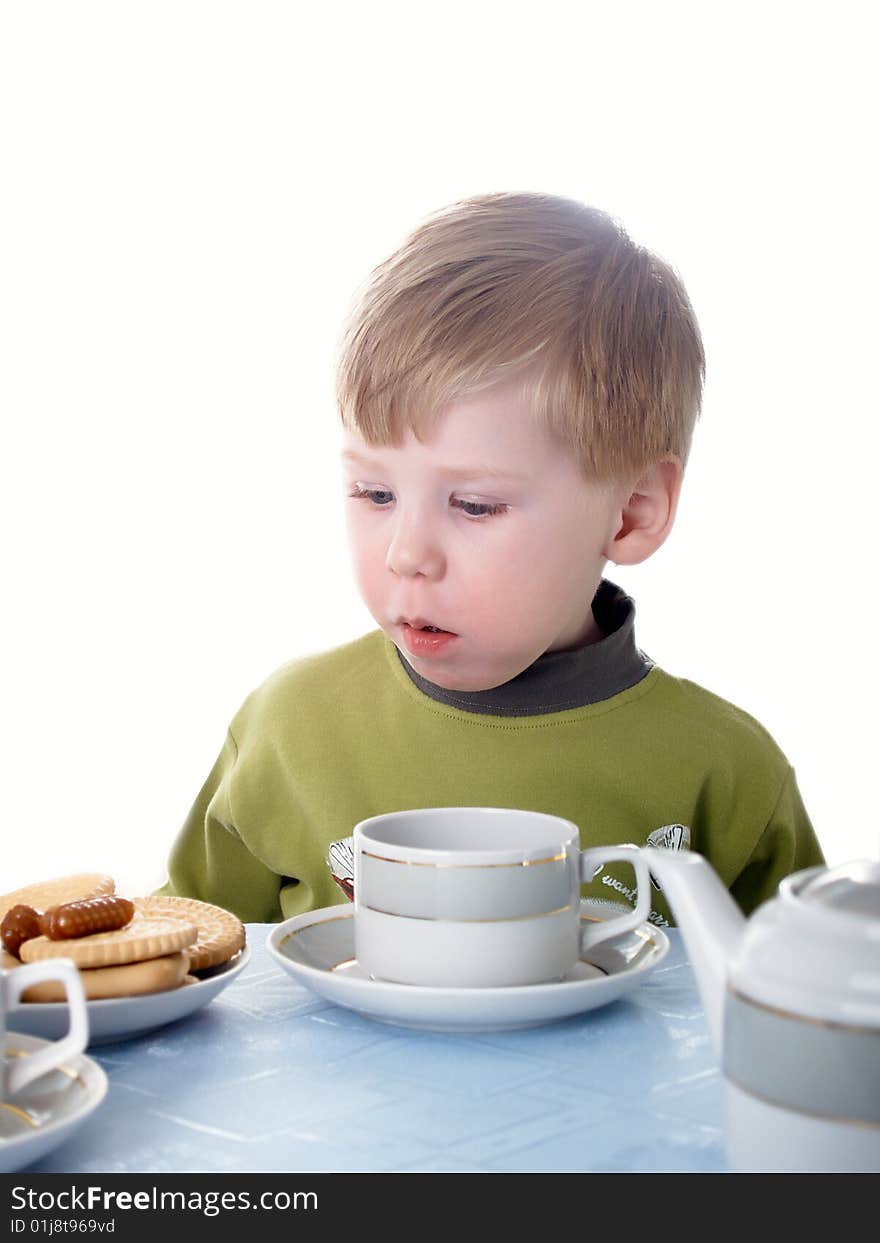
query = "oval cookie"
xmin=19 ymin=914 xmax=197 ymax=968
xmin=20 ymin=951 xmax=191 ymax=1002
xmin=0 ymin=874 xmax=115 ymax=924
xmin=132 ymin=895 xmax=245 ymax=970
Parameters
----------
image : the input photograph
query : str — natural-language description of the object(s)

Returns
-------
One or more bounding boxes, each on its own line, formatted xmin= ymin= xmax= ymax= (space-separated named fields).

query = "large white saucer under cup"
xmin=267 ymin=901 xmax=668 ymax=1033
xmin=7 ymin=946 xmax=251 ymax=1046
xmin=0 ymin=1033 xmax=107 ymax=1172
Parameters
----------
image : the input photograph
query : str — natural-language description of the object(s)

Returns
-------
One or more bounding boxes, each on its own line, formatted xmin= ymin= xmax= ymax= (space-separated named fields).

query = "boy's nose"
xmin=385 ymin=511 xmax=446 ymax=579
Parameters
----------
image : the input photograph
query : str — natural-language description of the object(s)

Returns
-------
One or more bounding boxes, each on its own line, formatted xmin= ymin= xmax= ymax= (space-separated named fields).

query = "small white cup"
xmin=353 ymin=807 xmax=651 ymax=987
xmin=2 ymin=960 xmax=88 ymax=1098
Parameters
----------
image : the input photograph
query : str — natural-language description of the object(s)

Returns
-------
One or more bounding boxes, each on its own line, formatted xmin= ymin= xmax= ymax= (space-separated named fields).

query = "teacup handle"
xmin=3 ymin=960 xmax=88 ymax=1096
xmin=578 ymin=846 xmax=651 ymax=951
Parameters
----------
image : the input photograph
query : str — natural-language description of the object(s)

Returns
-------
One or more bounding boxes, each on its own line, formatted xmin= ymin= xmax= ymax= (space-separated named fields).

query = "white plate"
xmin=267 ymin=902 xmax=668 ymax=1032
xmin=0 ymin=1033 xmax=107 ymax=1172
xmin=7 ymin=946 xmax=251 ymax=1046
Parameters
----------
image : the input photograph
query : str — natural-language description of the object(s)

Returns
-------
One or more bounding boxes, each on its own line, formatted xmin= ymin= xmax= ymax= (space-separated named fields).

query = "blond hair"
xmin=336 ymin=192 xmax=705 ymax=483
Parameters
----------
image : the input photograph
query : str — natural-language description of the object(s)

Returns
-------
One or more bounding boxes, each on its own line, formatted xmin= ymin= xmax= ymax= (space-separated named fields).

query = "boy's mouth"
xmin=398 ymin=616 xmax=457 ymax=636
xmin=398 ymin=618 xmax=458 ymax=657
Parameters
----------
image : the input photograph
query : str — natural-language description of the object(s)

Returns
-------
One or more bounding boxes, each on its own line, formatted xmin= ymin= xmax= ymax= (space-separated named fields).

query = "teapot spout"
xmin=642 ymin=849 xmax=744 ymax=1059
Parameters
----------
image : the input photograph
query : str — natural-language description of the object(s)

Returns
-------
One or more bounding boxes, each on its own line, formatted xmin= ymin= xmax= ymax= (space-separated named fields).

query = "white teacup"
xmin=2 ymin=959 xmax=88 ymax=1098
xmin=353 ymin=807 xmax=651 ymax=987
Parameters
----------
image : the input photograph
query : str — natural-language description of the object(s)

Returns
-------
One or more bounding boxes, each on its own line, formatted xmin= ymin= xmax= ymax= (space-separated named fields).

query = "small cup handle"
xmin=3 ymin=960 xmax=88 ymax=1096
xmin=578 ymin=846 xmax=651 ymax=951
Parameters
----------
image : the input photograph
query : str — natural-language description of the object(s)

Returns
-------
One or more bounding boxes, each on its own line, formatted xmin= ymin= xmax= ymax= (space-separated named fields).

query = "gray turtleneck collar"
xmin=396 ymin=579 xmax=653 ymax=717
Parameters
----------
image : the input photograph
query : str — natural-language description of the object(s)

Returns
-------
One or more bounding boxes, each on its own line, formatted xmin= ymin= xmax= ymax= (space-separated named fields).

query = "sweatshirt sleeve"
xmin=155 ymin=729 xmax=286 ymax=922
xmin=729 ymin=766 xmax=826 ymax=915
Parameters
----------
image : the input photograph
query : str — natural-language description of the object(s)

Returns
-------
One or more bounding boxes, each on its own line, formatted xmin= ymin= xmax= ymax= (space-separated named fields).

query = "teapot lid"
xmin=734 ymin=859 xmax=880 ymax=1025
xmin=795 ymin=859 xmax=880 ymax=919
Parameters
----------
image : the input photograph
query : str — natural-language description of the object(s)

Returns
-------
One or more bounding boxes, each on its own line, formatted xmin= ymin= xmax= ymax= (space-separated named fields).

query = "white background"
xmin=2 ymin=1 xmax=877 ymax=898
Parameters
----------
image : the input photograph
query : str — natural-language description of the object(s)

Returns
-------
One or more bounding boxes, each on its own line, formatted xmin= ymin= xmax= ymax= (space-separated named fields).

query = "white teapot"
xmin=642 ymin=849 xmax=880 ymax=1173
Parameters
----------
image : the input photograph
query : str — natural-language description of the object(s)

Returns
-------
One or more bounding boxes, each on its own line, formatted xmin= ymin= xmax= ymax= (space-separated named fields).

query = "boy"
xmin=159 ymin=192 xmax=824 ymax=927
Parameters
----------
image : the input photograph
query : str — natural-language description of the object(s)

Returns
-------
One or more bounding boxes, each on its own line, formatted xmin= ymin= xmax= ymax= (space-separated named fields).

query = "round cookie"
xmin=0 ymin=874 xmax=115 ymax=924
xmin=132 ymin=895 xmax=245 ymax=970
xmin=19 ymin=952 xmax=191 ymax=1002
xmin=19 ymin=914 xmax=197 ymax=968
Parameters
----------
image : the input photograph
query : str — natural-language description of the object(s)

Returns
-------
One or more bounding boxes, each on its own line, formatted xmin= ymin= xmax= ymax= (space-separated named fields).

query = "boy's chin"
xmin=397 ymin=647 xmax=522 ymax=694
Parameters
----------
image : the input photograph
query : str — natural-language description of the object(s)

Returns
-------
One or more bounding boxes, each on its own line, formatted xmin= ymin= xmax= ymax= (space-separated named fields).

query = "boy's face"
xmin=341 ymin=380 xmax=627 ymax=692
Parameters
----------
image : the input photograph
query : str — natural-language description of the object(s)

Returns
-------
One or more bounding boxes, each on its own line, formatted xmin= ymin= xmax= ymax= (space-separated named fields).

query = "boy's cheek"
xmin=350 ymin=558 xmax=384 ymax=610
xmin=345 ymin=527 xmax=384 ymax=575
xmin=454 ymin=573 xmax=543 ymax=638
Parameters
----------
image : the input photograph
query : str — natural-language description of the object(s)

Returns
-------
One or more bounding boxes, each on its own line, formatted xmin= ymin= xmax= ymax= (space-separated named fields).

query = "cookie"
xmin=19 ymin=951 xmax=191 ymax=1002
xmin=132 ymin=895 xmax=245 ymax=971
xmin=1 ymin=905 xmax=43 ymax=957
xmin=19 ymin=914 xmax=197 ymax=968
xmin=0 ymin=874 xmax=115 ymax=924
xmin=40 ymin=896 xmax=135 ymax=941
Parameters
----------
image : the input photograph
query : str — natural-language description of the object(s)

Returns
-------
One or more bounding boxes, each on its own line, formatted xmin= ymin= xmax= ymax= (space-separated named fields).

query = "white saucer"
xmin=7 ymin=945 xmax=251 ymax=1046
xmin=0 ymin=1033 xmax=107 ymax=1172
xmin=266 ymin=901 xmax=669 ymax=1033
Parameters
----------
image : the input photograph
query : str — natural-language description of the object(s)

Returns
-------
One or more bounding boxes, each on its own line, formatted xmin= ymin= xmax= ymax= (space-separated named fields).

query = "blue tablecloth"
xmin=28 ymin=925 xmax=727 ymax=1173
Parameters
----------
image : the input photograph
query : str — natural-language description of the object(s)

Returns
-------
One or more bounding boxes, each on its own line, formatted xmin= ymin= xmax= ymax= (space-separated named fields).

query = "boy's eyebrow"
xmin=341 ymin=449 xmax=529 ymax=483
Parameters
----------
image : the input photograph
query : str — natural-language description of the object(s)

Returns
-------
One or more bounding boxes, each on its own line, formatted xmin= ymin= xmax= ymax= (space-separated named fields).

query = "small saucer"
xmin=0 ymin=1033 xmax=107 ymax=1172
xmin=267 ymin=900 xmax=669 ymax=1033
xmin=8 ymin=945 xmax=251 ymax=1046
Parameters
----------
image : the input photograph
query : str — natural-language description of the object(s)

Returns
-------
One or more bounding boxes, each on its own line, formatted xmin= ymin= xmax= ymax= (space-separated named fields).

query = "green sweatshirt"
xmin=159 ymin=582 xmax=824 ymax=927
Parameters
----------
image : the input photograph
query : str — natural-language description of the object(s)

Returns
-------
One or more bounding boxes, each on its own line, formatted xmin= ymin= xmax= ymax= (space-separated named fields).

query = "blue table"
xmin=27 ymin=926 xmax=727 ymax=1174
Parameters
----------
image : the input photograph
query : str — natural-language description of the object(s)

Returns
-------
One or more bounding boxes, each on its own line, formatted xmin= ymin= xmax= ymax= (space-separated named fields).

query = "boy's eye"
xmin=347 ymin=484 xmax=509 ymax=520
xmin=349 ymin=485 xmax=394 ymax=506
xmin=450 ymin=498 xmax=508 ymax=519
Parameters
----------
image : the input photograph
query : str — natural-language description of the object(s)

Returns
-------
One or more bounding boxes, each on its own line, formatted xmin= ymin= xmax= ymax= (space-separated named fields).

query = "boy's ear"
xmin=604 ymin=457 xmax=683 ymax=566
